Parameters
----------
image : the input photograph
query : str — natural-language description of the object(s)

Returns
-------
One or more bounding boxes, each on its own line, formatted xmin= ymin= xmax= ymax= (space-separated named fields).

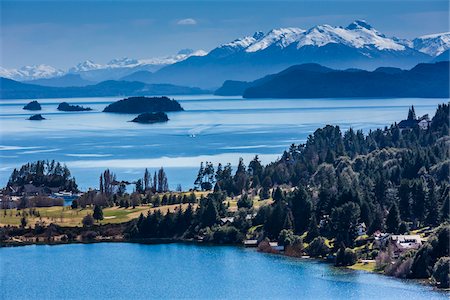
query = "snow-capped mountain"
xmin=0 ymin=64 xmax=64 ymax=81
xmin=149 ymin=20 xmax=434 ymax=88
xmin=211 ymin=20 xmax=408 ymax=56
xmin=2 ymin=21 xmax=449 ymax=88
xmin=413 ymin=32 xmax=450 ymax=56
xmin=69 ymin=60 xmax=103 ymax=73
xmin=1 ymin=49 xmax=207 ymax=82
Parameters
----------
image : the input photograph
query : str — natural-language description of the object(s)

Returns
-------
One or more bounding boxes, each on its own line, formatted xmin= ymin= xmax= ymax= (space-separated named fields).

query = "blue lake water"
xmin=0 ymin=243 xmax=447 ymax=299
xmin=0 ymin=95 xmax=446 ymax=190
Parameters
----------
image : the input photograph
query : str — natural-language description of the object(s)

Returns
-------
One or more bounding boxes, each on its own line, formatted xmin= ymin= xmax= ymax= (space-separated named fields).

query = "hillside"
xmin=0 ymin=77 xmax=209 ymax=99
xmin=215 ymin=62 xmax=449 ymax=98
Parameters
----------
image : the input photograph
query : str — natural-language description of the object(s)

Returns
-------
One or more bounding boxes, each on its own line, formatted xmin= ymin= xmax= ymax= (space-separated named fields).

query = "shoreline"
xmin=2 ymin=235 xmax=448 ymax=293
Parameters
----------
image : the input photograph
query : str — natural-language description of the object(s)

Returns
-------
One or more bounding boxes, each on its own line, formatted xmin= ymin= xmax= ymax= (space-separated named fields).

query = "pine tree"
xmin=306 ymin=214 xmax=319 ymax=242
xmin=407 ymin=105 xmax=416 ymax=120
xmin=93 ymin=205 xmax=104 ymax=222
xmin=440 ymin=191 xmax=449 ymax=223
xmin=398 ymin=180 xmax=411 ymax=221
xmin=386 ymin=203 xmax=400 ymax=234
xmin=144 ymin=168 xmax=150 ymax=191
xmin=201 ymin=199 xmax=219 ymax=228
xmin=290 ymin=187 xmax=311 ymax=234
xmin=283 ymin=210 xmax=294 ymax=230
xmin=425 ymin=180 xmax=440 ymax=226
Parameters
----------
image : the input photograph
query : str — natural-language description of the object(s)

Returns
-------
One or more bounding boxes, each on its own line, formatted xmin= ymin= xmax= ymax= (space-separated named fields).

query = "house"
xmin=390 ymin=234 xmax=423 ymax=257
xmin=357 ymin=222 xmax=367 ymax=236
xmin=417 ymin=115 xmax=431 ymax=130
xmin=269 ymin=242 xmax=284 ymax=251
xmin=220 ymin=217 xmax=234 ymax=225
xmin=243 ymin=239 xmax=258 ymax=247
xmin=398 ymin=114 xmax=431 ymax=131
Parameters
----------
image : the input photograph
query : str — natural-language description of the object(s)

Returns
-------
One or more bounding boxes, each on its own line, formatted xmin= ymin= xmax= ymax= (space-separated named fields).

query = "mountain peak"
xmin=252 ymin=31 xmax=265 ymax=40
xmin=346 ymin=20 xmax=373 ymax=31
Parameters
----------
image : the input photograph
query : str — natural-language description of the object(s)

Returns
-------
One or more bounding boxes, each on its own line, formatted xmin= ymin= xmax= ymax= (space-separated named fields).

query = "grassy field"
xmin=0 ymin=192 xmax=272 ymax=227
xmin=0 ymin=203 xmax=196 ymax=227
xmin=348 ymin=261 xmax=377 ymax=272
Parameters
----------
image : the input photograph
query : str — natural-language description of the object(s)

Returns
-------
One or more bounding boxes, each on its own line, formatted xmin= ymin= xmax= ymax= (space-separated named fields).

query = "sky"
xmin=1 ymin=0 xmax=449 ymax=69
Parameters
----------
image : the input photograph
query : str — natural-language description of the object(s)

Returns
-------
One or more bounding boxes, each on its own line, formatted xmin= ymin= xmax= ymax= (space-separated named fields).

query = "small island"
xmin=28 ymin=114 xmax=46 ymax=120
xmin=103 ymin=96 xmax=183 ymax=113
xmin=23 ymin=100 xmax=42 ymax=111
xmin=57 ymin=102 xmax=92 ymax=112
xmin=130 ymin=112 xmax=169 ymax=124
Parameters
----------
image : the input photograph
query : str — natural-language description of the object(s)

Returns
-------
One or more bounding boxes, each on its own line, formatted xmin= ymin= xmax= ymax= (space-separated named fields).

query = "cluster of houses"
xmin=0 ymin=186 xmax=81 ymax=209
xmin=242 ymin=221 xmax=424 ymax=258
xmin=398 ymin=114 xmax=431 ymax=131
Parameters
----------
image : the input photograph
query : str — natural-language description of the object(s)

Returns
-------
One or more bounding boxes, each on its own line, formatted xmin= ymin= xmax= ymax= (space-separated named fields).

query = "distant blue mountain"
xmin=234 ymin=62 xmax=449 ymax=99
xmin=24 ymin=74 xmax=95 ymax=87
xmin=215 ymin=62 xmax=449 ymax=98
xmin=0 ymin=78 xmax=209 ymax=99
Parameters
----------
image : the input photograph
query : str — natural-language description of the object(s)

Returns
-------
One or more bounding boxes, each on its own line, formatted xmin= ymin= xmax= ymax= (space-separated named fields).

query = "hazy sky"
xmin=1 ymin=0 xmax=449 ymax=69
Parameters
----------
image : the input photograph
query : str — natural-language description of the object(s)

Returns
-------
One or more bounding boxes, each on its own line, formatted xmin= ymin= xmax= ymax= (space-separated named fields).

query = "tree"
xmin=93 ymin=205 xmax=104 ymax=222
xmin=386 ymin=203 xmax=400 ymax=234
xmin=20 ymin=216 xmax=27 ymax=228
xmin=398 ymin=180 xmax=411 ymax=221
xmin=144 ymin=168 xmax=151 ymax=191
xmin=273 ymin=187 xmax=284 ymax=203
xmin=237 ymin=193 xmax=253 ymax=209
xmin=82 ymin=214 xmax=94 ymax=227
xmin=432 ymin=257 xmax=450 ymax=288
xmin=331 ymin=202 xmax=360 ymax=247
xmin=201 ymin=198 xmax=219 ymax=228
xmin=425 ymin=180 xmax=439 ymax=226
xmin=412 ymin=180 xmax=427 ymax=224
xmin=407 ymin=105 xmax=416 ymax=121
xmin=135 ymin=179 xmax=144 ymax=194
xmin=441 ymin=194 xmax=450 ymax=223
xmin=305 ymin=214 xmax=319 ymax=242
xmin=278 ymin=229 xmax=295 ymax=246
xmin=157 ymin=167 xmax=169 ymax=193
xmin=71 ymin=199 xmax=78 ymax=209
xmin=307 ymin=237 xmax=330 ymax=258
xmin=335 ymin=244 xmax=357 ymax=266
xmin=290 ymin=187 xmax=311 ymax=234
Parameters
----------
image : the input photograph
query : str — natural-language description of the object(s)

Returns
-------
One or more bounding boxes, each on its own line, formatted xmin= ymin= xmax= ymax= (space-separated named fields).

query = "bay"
xmin=0 ymin=95 xmax=445 ymax=190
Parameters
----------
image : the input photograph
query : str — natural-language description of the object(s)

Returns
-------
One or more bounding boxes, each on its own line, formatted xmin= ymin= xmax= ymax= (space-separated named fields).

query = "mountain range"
xmin=0 ymin=49 xmax=207 ymax=82
xmin=215 ymin=61 xmax=449 ymax=98
xmin=0 ymin=78 xmax=209 ymax=99
xmin=1 ymin=20 xmax=449 ymax=89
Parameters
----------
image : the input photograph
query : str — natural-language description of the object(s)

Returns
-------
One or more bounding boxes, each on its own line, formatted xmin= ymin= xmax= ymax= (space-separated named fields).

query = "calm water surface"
xmin=0 ymin=95 xmax=445 ymax=190
xmin=0 ymin=243 xmax=447 ymax=299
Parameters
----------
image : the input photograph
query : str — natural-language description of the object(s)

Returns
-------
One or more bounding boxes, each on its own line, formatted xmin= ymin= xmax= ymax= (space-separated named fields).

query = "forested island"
xmin=23 ymin=100 xmax=41 ymax=111
xmin=103 ymin=96 xmax=183 ymax=113
xmin=28 ymin=114 xmax=45 ymax=120
xmin=1 ymin=104 xmax=449 ymax=289
xmin=131 ymin=112 xmax=169 ymax=124
xmin=57 ymin=102 xmax=92 ymax=111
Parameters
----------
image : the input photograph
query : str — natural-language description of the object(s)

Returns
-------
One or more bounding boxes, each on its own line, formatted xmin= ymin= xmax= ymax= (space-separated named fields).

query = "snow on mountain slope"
xmin=210 ymin=20 xmax=407 ymax=57
xmin=71 ymin=50 xmax=207 ymax=73
xmin=69 ymin=60 xmax=103 ymax=73
xmin=0 ymin=65 xmax=64 ymax=81
xmin=413 ymin=32 xmax=450 ymax=56
xmin=296 ymin=20 xmax=405 ymax=51
xmin=1 ymin=49 xmax=207 ymax=81
xmin=245 ymin=28 xmax=305 ymax=52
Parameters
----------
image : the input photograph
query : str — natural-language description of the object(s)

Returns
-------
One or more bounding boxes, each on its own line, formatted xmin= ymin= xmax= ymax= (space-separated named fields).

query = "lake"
xmin=0 ymin=95 xmax=446 ymax=190
xmin=0 ymin=243 xmax=447 ymax=299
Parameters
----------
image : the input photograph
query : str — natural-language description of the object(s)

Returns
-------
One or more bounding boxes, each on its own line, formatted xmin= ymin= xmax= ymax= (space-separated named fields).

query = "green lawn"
xmin=0 ymin=203 xmax=196 ymax=227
